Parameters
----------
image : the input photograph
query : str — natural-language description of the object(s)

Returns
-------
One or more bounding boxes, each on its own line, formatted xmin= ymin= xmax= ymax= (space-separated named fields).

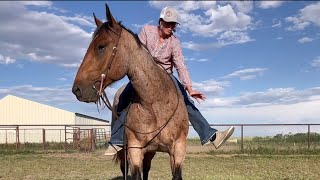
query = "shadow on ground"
xmin=110 ymin=176 xmax=132 ymax=180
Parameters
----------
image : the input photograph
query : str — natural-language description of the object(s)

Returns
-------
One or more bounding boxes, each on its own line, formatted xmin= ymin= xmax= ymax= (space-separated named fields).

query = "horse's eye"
xmin=97 ymin=44 xmax=107 ymax=51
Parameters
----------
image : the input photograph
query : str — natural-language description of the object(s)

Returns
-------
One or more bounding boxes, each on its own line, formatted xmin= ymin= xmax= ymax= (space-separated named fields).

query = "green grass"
xmin=1 ymin=150 xmax=320 ymax=179
xmin=1 ymin=133 xmax=320 ymax=179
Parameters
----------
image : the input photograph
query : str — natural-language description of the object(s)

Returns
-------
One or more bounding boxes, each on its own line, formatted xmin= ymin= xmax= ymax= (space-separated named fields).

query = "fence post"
xmin=241 ymin=125 xmax=244 ymax=152
xmin=16 ymin=126 xmax=20 ymax=150
xmin=64 ymin=125 xmax=67 ymax=151
xmin=5 ymin=129 xmax=8 ymax=146
xmin=308 ymin=124 xmax=310 ymax=150
xmin=90 ymin=129 xmax=96 ymax=151
xmin=43 ymin=129 xmax=46 ymax=150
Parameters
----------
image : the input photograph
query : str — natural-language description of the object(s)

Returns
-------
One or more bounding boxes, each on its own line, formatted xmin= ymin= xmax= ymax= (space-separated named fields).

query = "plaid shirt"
xmin=138 ymin=25 xmax=192 ymax=88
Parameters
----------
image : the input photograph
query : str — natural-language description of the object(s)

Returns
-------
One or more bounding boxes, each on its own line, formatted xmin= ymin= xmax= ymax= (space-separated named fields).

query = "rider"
xmin=104 ymin=6 xmax=234 ymax=155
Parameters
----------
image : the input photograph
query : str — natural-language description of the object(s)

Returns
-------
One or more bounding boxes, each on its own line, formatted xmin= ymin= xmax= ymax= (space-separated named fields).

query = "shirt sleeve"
xmin=171 ymin=38 xmax=192 ymax=88
xmin=138 ymin=26 xmax=147 ymax=46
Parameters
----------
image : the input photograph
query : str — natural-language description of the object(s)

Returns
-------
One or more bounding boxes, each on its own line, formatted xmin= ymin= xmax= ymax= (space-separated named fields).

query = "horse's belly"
xmin=146 ymin=142 xmax=170 ymax=153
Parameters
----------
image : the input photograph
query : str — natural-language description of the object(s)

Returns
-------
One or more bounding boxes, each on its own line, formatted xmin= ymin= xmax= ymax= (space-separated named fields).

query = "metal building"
xmin=0 ymin=95 xmax=110 ymax=144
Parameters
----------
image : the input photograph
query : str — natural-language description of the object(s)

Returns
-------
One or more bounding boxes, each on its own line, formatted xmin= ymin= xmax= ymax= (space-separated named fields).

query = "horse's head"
xmin=72 ymin=4 xmax=128 ymax=103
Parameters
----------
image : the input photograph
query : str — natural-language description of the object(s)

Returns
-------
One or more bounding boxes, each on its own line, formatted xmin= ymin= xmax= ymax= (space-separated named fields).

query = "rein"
xmin=100 ymin=73 xmax=180 ymax=149
xmin=94 ymin=25 xmax=181 ymax=150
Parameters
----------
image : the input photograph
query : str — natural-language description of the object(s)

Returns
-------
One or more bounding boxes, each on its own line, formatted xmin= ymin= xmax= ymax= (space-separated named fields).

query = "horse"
xmin=72 ymin=4 xmax=189 ymax=180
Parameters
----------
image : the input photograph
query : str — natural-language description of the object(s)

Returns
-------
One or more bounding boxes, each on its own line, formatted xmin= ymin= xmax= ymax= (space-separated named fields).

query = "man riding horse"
xmin=104 ymin=6 xmax=234 ymax=155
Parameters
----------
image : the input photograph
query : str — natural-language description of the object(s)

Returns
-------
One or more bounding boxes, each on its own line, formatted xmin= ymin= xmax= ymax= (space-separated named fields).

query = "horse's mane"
xmin=119 ymin=22 xmax=167 ymax=72
xmin=119 ymin=22 xmax=143 ymax=48
xmin=92 ymin=21 xmax=145 ymax=49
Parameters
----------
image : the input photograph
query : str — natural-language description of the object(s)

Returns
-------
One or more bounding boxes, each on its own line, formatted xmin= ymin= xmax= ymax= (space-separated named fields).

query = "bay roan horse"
xmin=72 ymin=4 xmax=188 ymax=180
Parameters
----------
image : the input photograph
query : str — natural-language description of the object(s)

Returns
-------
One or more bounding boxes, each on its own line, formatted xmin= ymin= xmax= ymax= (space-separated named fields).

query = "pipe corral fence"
xmin=0 ymin=124 xmax=320 ymax=152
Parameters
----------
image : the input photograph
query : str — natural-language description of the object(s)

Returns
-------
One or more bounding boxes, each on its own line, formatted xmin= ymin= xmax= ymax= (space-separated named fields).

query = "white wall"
xmin=0 ymin=95 xmax=74 ymax=125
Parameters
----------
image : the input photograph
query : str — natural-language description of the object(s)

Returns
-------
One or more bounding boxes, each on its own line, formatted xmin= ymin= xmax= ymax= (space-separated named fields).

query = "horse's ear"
xmin=105 ymin=3 xmax=118 ymax=28
xmin=93 ymin=13 xmax=103 ymax=28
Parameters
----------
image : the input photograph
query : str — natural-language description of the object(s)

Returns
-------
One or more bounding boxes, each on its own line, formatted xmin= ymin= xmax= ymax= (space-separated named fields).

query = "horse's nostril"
xmin=72 ymin=85 xmax=82 ymax=98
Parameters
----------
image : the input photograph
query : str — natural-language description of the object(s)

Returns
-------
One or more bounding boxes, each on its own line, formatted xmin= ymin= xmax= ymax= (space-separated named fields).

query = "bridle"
xmin=92 ymin=23 xmax=123 ymax=97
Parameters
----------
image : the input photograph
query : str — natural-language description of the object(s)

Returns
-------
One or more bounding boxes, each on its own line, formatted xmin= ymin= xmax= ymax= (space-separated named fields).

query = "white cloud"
xmin=189 ymin=86 xmax=320 ymax=134
xmin=149 ymin=1 xmax=254 ymax=48
xmin=185 ymin=57 xmax=209 ymax=62
xmin=21 ymin=1 xmax=53 ymax=7
xmin=131 ymin=20 xmax=154 ymax=31
xmin=223 ymin=68 xmax=268 ymax=80
xmin=61 ymin=63 xmax=81 ymax=68
xmin=192 ymin=79 xmax=230 ymax=96
xmin=298 ymin=37 xmax=314 ymax=44
xmin=286 ymin=17 xmax=311 ymax=31
xmin=0 ymin=85 xmax=74 ymax=104
xmin=194 ymin=86 xmax=320 ymax=131
xmin=0 ymin=54 xmax=16 ymax=64
xmin=181 ymin=31 xmax=254 ymax=51
xmin=57 ymin=78 xmax=67 ymax=81
xmin=217 ymin=31 xmax=254 ymax=46
xmin=258 ymin=1 xmax=285 ymax=9
xmin=223 ymin=1 xmax=253 ymax=13
xmin=200 ymin=99 xmax=320 ymax=136
xmin=311 ymin=57 xmax=320 ymax=68
xmin=60 ymin=15 xmax=95 ymax=28
xmin=198 ymin=59 xmax=209 ymax=62
xmin=201 ymin=87 xmax=320 ymax=109
xmin=271 ymin=19 xmax=282 ymax=28
xmin=300 ymin=2 xmax=320 ymax=27
xmin=181 ymin=41 xmax=223 ymax=51
xmin=286 ymin=2 xmax=320 ymax=31
xmin=0 ymin=2 xmax=93 ymax=67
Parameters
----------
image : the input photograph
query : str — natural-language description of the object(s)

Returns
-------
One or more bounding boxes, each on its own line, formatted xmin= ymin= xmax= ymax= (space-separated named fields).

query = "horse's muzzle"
xmin=72 ymin=85 xmax=99 ymax=103
xmin=72 ymin=85 xmax=82 ymax=100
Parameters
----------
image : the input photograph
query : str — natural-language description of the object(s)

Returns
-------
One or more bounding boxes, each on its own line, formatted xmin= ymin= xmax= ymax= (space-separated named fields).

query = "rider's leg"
xmin=105 ymin=83 xmax=134 ymax=155
xmin=169 ymin=74 xmax=234 ymax=147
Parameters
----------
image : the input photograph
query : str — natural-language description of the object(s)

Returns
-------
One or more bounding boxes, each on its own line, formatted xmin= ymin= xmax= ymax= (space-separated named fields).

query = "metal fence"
xmin=0 ymin=123 xmax=320 ymax=152
xmin=0 ymin=125 xmax=110 ymax=152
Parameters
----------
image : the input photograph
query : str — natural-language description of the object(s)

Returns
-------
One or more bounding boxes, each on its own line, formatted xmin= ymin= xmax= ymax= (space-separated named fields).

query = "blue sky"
xmin=0 ymin=1 xmax=320 ymax=137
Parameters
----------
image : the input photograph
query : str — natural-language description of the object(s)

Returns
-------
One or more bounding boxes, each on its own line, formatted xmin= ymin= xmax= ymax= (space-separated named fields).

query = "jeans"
xmin=109 ymin=74 xmax=217 ymax=145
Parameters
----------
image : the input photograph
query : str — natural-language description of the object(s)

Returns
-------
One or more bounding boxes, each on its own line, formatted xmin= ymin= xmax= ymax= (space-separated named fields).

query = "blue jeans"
xmin=110 ymin=74 xmax=217 ymax=145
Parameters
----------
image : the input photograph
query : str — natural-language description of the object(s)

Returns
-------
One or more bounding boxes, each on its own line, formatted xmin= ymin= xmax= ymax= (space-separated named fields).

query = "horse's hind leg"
xmin=170 ymin=142 xmax=186 ymax=180
xmin=143 ymin=152 xmax=156 ymax=180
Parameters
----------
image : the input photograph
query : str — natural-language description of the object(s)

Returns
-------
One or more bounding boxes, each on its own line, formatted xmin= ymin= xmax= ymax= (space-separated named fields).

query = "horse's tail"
xmin=113 ymin=149 xmax=127 ymax=176
xmin=113 ymin=151 xmax=121 ymax=164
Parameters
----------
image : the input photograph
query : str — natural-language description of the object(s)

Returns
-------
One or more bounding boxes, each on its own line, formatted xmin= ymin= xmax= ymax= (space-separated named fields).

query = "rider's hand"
xmin=186 ymin=86 xmax=206 ymax=104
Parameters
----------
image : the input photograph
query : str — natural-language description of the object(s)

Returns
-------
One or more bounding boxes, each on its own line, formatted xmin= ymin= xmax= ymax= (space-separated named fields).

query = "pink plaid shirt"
xmin=138 ymin=25 xmax=192 ymax=88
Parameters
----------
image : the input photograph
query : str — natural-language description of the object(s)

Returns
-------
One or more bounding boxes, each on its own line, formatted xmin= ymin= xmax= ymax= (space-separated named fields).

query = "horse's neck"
xmin=122 ymin=31 xmax=174 ymax=105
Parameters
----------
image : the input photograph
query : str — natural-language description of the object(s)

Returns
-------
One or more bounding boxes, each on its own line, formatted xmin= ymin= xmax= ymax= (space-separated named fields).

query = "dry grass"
xmin=1 ymin=147 xmax=320 ymax=180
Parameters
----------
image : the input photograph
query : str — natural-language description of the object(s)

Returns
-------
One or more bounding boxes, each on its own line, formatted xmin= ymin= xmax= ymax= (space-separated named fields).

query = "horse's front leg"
xmin=128 ymin=147 xmax=143 ymax=180
xmin=143 ymin=152 xmax=156 ymax=180
xmin=170 ymin=139 xmax=186 ymax=180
